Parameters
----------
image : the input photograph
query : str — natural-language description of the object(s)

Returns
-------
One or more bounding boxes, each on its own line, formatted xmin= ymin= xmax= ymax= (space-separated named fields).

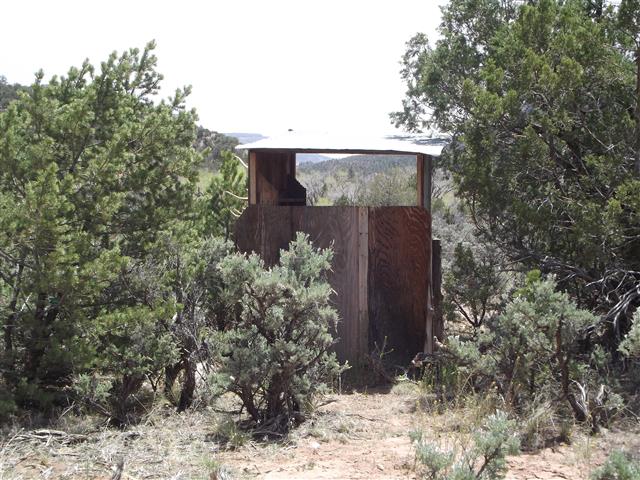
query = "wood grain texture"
xmin=248 ymin=151 xmax=304 ymax=205
xmin=357 ymin=208 xmax=369 ymax=360
xmin=432 ymin=239 xmax=444 ymax=344
xmin=417 ymin=154 xmax=425 ymax=208
xmin=235 ymin=206 xmax=361 ymax=366
xmin=235 ymin=205 xmax=432 ymax=371
xmin=368 ymin=207 xmax=431 ymax=365
xmin=416 ymin=154 xmax=433 ymax=211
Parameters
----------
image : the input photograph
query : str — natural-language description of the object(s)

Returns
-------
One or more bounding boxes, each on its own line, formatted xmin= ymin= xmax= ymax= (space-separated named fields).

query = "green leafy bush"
xmin=591 ymin=450 xmax=640 ymax=480
xmin=200 ymin=150 xmax=247 ymax=240
xmin=211 ymin=233 xmax=345 ymax=432
xmin=619 ymin=310 xmax=640 ymax=358
xmin=443 ymin=273 xmax=621 ymax=435
xmin=443 ymin=242 xmax=506 ymax=334
xmin=412 ymin=411 xmax=519 ymax=480
xmin=154 ymin=234 xmax=234 ymax=412
xmin=0 ymin=42 xmax=201 ymax=411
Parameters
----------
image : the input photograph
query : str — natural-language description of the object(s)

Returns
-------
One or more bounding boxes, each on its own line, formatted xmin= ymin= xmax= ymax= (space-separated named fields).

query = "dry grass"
xmin=1 ymin=407 xmax=223 ymax=479
xmin=1 ymin=384 xmax=638 ymax=480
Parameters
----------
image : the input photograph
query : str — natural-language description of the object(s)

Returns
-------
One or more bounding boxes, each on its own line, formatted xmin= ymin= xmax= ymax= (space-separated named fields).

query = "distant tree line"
xmin=0 ymin=76 xmax=27 ymax=110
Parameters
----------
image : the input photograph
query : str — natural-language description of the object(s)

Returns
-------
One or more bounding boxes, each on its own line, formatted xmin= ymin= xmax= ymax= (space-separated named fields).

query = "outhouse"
xmin=234 ymin=132 xmax=445 ymax=371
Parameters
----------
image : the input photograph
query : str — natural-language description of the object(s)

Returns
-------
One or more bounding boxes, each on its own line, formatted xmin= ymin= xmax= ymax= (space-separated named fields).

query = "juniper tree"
xmin=394 ymin=0 xmax=640 ymax=341
xmin=200 ymin=150 xmax=247 ymax=240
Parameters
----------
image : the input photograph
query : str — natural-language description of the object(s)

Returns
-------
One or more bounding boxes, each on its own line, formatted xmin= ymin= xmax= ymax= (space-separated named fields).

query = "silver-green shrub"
xmin=619 ymin=310 xmax=640 ymax=358
xmin=591 ymin=450 xmax=640 ymax=480
xmin=412 ymin=411 xmax=519 ymax=480
xmin=211 ymin=233 xmax=345 ymax=431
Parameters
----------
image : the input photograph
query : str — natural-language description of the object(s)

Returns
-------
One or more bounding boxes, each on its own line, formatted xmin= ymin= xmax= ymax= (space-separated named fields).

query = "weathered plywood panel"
xmin=235 ymin=206 xmax=362 ymax=367
xmin=250 ymin=151 xmax=296 ymax=205
xmin=235 ymin=205 xmax=432 ymax=372
xmin=234 ymin=205 xmax=293 ymax=265
xmin=368 ymin=207 xmax=431 ymax=366
xmin=294 ymin=207 xmax=360 ymax=365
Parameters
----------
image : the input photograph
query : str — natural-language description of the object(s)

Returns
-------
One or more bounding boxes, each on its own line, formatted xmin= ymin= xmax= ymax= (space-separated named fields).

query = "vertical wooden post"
xmin=248 ymin=151 xmax=257 ymax=205
xmin=417 ymin=154 xmax=424 ymax=208
xmin=416 ymin=154 xmax=432 ymax=211
xmin=432 ymin=239 xmax=443 ymax=344
xmin=418 ymin=154 xmax=435 ymax=353
xmin=425 ymin=291 xmax=434 ymax=354
xmin=357 ymin=207 xmax=369 ymax=363
xmin=286 ymin=151 xmax=296 ymax=177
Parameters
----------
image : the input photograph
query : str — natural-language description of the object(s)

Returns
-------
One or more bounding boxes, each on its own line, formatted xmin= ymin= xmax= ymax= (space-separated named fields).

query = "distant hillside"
xmin=224 ymin=132 xmax=266 ymax=145
xmin=297 ymin=154 xmax=332 ymax=164
xmin=195 ymin=127 xmax=240 ymax=170
xmin=298 ymin=154 xmax=416 ymax=176
xmin=226 ymin=133 xmax=332 ymax=164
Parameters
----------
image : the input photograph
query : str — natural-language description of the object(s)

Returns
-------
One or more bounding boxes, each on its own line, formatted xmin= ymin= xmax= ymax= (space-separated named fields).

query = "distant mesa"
xmin=224 ymin=132 xmax=267 ymax=144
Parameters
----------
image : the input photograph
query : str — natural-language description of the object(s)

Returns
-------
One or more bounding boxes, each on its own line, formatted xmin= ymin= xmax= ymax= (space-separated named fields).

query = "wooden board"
xmin=432 ymin=239 xmax=444 ymax=344
xmin=248 ymin=151 xmax=296 ymax=205
xmin=416 ymin=154 xmax=432 ymax=211
xmin=235 ymin=205 xmax=432 ymax=372
xmin=235 ymin=206 xmax=361 ymax=366
xmin=367 ymin=207 xmax=431 ymax=366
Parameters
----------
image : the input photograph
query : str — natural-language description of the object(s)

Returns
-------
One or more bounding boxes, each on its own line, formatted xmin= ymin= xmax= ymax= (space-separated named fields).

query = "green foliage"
xmin=200 ymin=150 xmax=247 ymax=240
xmin=357 ymin=167 xmax=416 ymax=206
xmin=210 ymin=418 xmax=250 ymax=450
xmin=298 ymin=154 xmax=418 ymax=206
xmin=0 ymin=75 xmax=26 ymax=110
xmin=211 ymin=233 xmax=344 ymax=431
xmin=394 ymin=0 xmax=640 ymax=329
xmin=443 ymin=243 xmax=506 ymax=333
xmin=443 ymin=274 xmax=620 ymax=430
xmin=157 ymin=233 xmax=235 ymax=411
xmin=619 ymin=309 xmax=640 ymax=358
xmin=591 ymin=450 xmax=640 ymax=480
xmin=0 ymin=42 xmax=201 ymax=412
xmin=413 ymin=411 xmax=519 ymax=480
xmin=194 ymin=126 xmax=240 ymax=171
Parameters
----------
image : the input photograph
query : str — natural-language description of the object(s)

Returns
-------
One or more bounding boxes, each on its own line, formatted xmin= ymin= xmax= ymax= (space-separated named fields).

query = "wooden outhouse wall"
xmin=368 ymin=207 xmax=431 ymax=366
xmin=248 ymin=151 xmax=296 ymax=205
xmin=235 ymin=205 xmax=432 ymax=369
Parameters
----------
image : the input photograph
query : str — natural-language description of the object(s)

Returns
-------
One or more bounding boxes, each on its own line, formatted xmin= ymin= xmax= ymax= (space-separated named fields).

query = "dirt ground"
xmin=1 ymin=383 xmax=638 ymax=480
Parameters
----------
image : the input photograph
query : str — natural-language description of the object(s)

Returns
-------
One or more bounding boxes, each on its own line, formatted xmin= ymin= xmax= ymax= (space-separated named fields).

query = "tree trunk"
xmin=635 ymin=45 xmax=640 ymax=175
xmin=555 ymin=316 xmax=587 ymax=422
xmin=177 ymin=360 xmax=196 ymax=412
xmin=164 ymin=362 xmax=182 ymax=398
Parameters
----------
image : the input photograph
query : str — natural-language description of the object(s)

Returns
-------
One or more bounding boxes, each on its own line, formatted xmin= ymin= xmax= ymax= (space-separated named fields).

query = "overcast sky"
xmin=1 ymin=1 xmax=445 ymax=135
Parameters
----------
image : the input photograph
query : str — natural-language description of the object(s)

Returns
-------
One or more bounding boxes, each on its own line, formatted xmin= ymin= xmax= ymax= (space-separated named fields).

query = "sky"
xmin=0 ymin=1 xmax=446 ymax=135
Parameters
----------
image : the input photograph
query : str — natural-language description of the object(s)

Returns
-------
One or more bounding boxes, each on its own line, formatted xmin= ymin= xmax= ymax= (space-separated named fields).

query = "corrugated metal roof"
xmin=236 ymin=131 xmax=447 ymax=157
